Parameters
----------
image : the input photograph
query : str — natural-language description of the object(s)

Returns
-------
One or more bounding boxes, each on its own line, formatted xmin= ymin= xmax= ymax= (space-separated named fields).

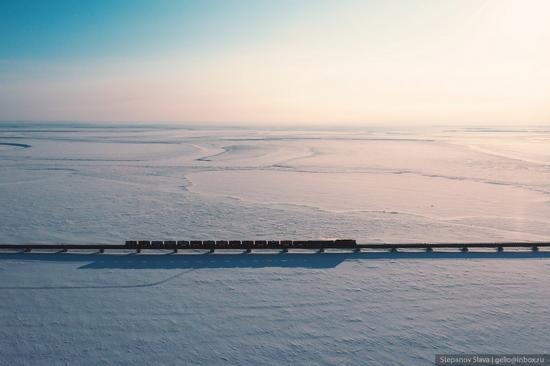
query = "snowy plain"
xmin=2 ymin=124 xmax=550 ymax=243
xmin=1 ymin=123 xmax=550 ymax=365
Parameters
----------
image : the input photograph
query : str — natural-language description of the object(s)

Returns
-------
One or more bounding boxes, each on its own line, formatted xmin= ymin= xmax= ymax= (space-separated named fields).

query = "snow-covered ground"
xmin=1 ymin=124 xmax=550 ymax=365
xmin=1 ymin=124 xmax=550 ymax=243
xmin=1 ymin=251 xmax=550 ymax=365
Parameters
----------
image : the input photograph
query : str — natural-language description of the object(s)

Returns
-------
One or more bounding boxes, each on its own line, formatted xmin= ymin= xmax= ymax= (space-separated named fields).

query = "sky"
xmin=1 ymin=0 xmax=549 ymax=126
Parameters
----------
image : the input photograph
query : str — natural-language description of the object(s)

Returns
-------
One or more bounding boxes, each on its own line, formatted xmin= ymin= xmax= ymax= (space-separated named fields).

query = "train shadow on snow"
xmin=1 ymin=250 xmax=550 ymax=270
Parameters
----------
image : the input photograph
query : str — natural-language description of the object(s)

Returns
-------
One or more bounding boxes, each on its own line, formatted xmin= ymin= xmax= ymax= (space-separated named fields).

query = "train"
xmin=124 ymin=239 xmax=357 ymax=251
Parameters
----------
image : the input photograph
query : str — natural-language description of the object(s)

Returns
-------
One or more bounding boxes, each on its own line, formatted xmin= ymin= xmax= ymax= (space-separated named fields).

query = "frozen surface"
xmin=1 ymin=124 xmax=550 ymax=243
xmin=2 ymin=124 xmax=550 ymax=365
xmin=1 ymin=251 xmax=550 ymax=365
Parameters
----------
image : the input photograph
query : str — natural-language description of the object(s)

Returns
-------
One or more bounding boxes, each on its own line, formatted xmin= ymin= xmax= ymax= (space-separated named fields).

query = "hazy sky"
xmin=1 ymin=0 xmax=549 ymax=125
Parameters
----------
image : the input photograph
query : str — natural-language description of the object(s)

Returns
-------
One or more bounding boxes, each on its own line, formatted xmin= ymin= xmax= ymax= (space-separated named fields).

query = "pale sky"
xmin=1 ymin=0 xmax=549 ymax=126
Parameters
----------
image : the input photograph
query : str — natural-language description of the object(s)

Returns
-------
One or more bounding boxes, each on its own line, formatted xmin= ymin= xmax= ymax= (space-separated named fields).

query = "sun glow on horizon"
xmin=1 ymin=0 xmax=549 ymax=125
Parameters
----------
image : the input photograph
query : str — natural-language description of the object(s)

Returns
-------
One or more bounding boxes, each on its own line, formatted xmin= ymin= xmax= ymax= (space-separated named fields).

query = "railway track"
xmin=1 ymin=240 xmax=549 ymax=253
